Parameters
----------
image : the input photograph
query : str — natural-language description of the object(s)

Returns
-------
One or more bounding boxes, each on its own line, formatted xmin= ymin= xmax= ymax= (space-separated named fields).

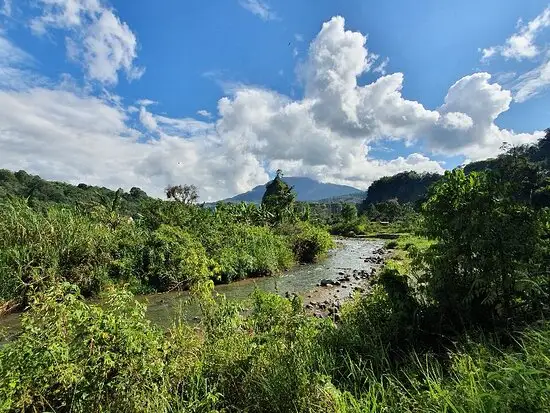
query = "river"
xmin=0 ymin=237 xmax=385 ymax=340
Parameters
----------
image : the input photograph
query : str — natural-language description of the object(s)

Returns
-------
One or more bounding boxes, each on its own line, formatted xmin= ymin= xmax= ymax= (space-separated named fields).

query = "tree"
xmin=165 ymin=184 xmax=199 ymax=204
xmin=341 ymin=203 xmax=357 ymax=223
xmin=129 ymin=187 xmax=148 ymax=199
xmin=261 ymin=170 xmax=296 ymax=224
xmin=420 ymin=165 xmax=549 ymax=330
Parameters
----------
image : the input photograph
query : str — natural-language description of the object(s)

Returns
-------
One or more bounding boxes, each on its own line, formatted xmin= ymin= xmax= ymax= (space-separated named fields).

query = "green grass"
xmin=2 ymin=284 xmax=549 ymax=412
xmin=0 ymin=197 xmax=334 ymax=307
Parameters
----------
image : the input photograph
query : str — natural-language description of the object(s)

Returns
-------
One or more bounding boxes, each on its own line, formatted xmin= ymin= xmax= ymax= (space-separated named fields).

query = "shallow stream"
xmin=0 ymin=237 xmax=385 ymax=339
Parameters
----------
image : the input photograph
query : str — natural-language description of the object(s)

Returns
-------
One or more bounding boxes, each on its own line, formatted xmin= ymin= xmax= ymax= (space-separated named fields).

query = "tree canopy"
xmin=261 ymin=170 xmax=297 ymax=224
xmin=363 ymin=171 xmax=442 ymax=206
xmin=0 ymin=169 xmax=151 ymax=216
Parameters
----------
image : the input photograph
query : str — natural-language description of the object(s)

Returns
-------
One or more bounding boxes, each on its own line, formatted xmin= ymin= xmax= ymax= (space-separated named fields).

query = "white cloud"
xmin=0 ymin=87 xmax=268 ymax=201
xmin=197 ymin=109 xmax=212 ymax=118
xmin=513 ymin=55 xmax=550 ymax=102
xmin=1 ymin=0 xmax=11 ymax=16
xmin=31 ymin=0 xmax=143 ymax=85
xmin=373 ymin=57 xmax=389 ymax=75
xmin=0 ymin=32 xmax=33 ymax=67
xmin=0 ymin=32 xmax=48 ymax=89
xmin=155 ymin=115 xmax=215 ymax=137
xmin=139 ymin=106 xmax=158 ymax=131
xmin=0 ymin=15 xmax=544 ymax=201
xmin=427 ymin=73 xmax=542 ymax=159
xmin=481 ymin=6 xmax=550 ymax=61
xmin=294 ymin=33 xmax=304 ymax=42
xmin=137 ymin=98 xmax=157 ymax=107
xmin=493 ymin=71 xmax=517 ymax=86
xmin=238 ymin=0 xmax=276 ymax=21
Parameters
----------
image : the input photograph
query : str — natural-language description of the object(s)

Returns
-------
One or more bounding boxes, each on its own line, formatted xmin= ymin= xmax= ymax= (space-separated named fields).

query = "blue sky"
xmin=0 ymin=0 xmax=549 ymax=200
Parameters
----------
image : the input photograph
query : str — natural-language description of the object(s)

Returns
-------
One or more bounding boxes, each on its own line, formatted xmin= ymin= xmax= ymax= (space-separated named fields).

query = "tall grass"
xmin=1 ymin=283 xmax=549 ymax=412
xmin=0 ymin=197 xmax=333 ymax=306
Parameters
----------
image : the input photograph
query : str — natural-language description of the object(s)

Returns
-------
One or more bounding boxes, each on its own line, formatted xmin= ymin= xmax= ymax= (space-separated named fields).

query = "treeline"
xmin=1 ymin=131 xmax=549 ymax=411
xmin=326 ymin=128 xmax=550 ymax=235
xmin=360 ymin=128 xmax=550 ymax=208
xmin=0 ymin=169 xmax=151 ymax=216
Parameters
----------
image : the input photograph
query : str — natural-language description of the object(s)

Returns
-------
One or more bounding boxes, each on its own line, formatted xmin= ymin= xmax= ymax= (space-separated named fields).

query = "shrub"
xmin=214 ymin=224 xmax=294 ymax=282
xmin=141 ymin=224 xmax=210 ymax=291
xmin=0 ymin=285 xmax=180 ymax=412
xmin=280 ymin=222 xmax=334 ymax=263
xmin=385 ymin=240 xmax=398 ymax=249
xmin=0 ymin=199 xmax=115 ymax=301
xmin=421 ymin=169 xmax=550 ymax=330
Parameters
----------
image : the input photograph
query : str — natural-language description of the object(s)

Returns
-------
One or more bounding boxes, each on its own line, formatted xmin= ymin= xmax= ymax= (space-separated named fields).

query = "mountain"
xmin=316 ymin=191 xmax=367 ymax=204
xmin=223 ymin=177 xmax=362 ymax=203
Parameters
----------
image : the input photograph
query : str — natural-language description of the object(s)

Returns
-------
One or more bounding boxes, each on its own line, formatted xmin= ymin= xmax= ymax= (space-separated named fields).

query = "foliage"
xmin=214 ymin=224 xmax=294 ymax=282
xmin=0 ymin=194 xmax=319 ymax=305
xmin=421 ymin=168 xmax=550 ymax=330
xmin=341 ymin=203 xmax=357 ymax=223
xmin=165 ymin=184 xmax=199 ymax=204
xmin=0 ymin=199 xmax=117 ymax=302
xmin=278 ymin=221 xmax=335 ymax=263
xmin=362 ymin=199 xmax=418 ymax=223
xmin=141 ymin=224 xmax=210 ymax=290
xmin=0 ymin=169 xmax=150 ymax=217
xmin=0 ymin=285 xmax=181 ymax=412
xmin=362 ymin=171 xmax=442 ymax=206
xmin=261 ymin=170 xmax=297 ymax=224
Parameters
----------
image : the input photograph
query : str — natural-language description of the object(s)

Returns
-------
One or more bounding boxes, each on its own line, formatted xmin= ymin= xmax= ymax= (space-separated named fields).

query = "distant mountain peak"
xmin=222 ymin=176 xmax=362 ymax=203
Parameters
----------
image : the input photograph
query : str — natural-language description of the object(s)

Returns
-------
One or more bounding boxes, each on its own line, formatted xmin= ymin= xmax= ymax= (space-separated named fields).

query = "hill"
xmin=0 ymin=169 xmax=151 ymax=215
xmin=223 ymin=177 xmax=362 ymax=203
xmin=362 ymin=171 xmax=443 ymax=206
xmin=315 ymin=191 xmax=367 ymax=204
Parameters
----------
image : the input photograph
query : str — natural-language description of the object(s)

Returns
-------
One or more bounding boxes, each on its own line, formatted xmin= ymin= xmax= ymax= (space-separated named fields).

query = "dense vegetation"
xmin=362 ymin=171 xmax=442 ymax=206
xmin=0 ymin=173 xmax=333 ymax=309
xmin=0 ymin=169 xmax=151 ymax=217
xmin=1 ymin=130 xmax=550 ymax=412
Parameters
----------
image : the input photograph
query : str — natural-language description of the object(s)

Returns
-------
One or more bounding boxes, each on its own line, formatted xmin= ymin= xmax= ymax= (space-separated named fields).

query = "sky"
xmin=0 ymin=0 xmax=549 ymax=201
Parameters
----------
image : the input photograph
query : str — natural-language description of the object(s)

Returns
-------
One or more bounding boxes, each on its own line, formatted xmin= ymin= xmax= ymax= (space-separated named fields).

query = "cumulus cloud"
xmin=426 ymin=73 xmax=541 ymax=159
xmin=0 ymin=15 xmax=543 ymax=201
xmin=238 ymin=0 xmax=276 ymax=21
xmin=481 ymin=6 xmax=550 ymax=61
xmin=0 ymin=87 xmax=268 ymax=200
xmin=30 ymin=0 xmax=143 ymax=85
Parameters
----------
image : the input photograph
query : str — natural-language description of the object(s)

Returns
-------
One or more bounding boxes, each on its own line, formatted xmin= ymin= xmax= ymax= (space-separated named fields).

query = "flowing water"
xmin=0 ymin=237 xmax=385 ymax=340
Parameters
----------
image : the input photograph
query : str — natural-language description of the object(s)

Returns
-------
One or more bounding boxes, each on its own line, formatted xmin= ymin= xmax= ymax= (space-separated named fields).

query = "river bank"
xmin=0 ymin=237 xmax=386 ymax=341
xmin=141 ymin=237 xmax=386 ymax=327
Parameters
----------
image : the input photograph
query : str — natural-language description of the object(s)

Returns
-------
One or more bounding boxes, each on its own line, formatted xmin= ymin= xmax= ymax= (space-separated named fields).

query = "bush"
xmin=214 ymin=224 xmax=294 ymax=282
xmin=421 ymin=169 xmax=550 ymax=330
xmin=0 ymin=285 xmax=182 ymax=412
xmin=280 ymin=222 xmax=334 ymax=263
xmin=141 ymin=224 xmax=210 ymax=291
xmin=385 ymin=240 xmax=398 ymax=249
xmin=0 ymin=199 xmax=115 ymax=301
xmin=199 ymin=289 xmax=333 ymax=412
